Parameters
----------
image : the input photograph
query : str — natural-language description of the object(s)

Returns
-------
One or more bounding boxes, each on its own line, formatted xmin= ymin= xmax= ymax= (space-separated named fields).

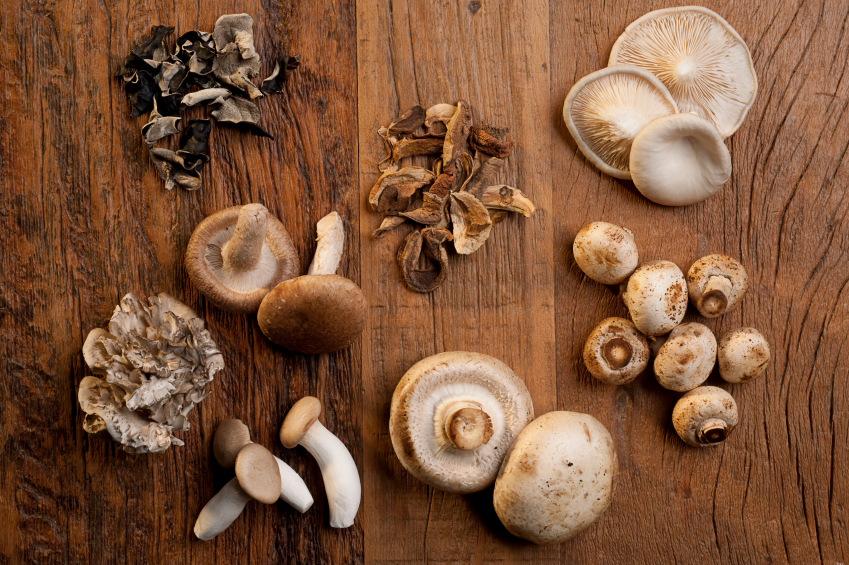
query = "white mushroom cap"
xmin=687 ymin=254 xmax=748 ymax=318
xmin=609 ymin=6 xmax=758 ymax=138
xmin=622 ymin=260 xmax=688 ymax=336
xmin=629 ymin=113 xmax=731 ymax=206
xmin=583 ymin=317 xmax=650 ymax=385
xmin=389 ymin=351 xmax=534 ymax=494
xmin=718 ymin=327 xmax=770 ymax=383
xmin=493 ymin=412 xmax=617 ymax=545
xmin=672 ymin=386 xmax=738 ymax=447
xmin=654 ymin=323 xmax=717 ymax=392
xmin=563 ymin=65 xmax=677 ymax=179
xmin=573 ymin=222 xmax=639 ymax=285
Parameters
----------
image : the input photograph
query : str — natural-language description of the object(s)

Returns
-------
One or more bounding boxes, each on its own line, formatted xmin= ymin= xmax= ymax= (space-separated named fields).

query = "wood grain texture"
xmin=0 ymin=0 xmax=846 ymax=563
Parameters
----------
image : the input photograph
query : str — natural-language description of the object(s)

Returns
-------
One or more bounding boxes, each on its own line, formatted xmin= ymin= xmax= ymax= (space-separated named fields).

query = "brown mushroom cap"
xmin=186 ymin=204 xmax=299 ymax=314
xmin=280 ymin=396 xmax=322 ymax=448
xmin=213 ymin=418 xmax=252 ymax=468
xmin=718 ymin=327 xmax=770 ymax=383
xmin=234 ymin=443 xmax=282 ymax=504
xmin=257 ymin=274 xmax=368 ymax=354
xmin=687 ymin=255 xmax=748 ymax=318
xmin=583 ymin=317 xmax=650 ymax=385
xmin=654 ymin=323 xmax=717 ymax=392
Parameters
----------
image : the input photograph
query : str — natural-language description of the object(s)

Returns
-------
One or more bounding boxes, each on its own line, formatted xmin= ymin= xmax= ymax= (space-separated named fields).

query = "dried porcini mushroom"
xmin=469 ymin=123 xmax=515 ymax=158
xmin=425 ymin=103 xmax=456 ymax=131
xmin=261 ymin=55 xmax=301 ymax=94
xmin=372 ymin=215 xmax=407 ymax=239
xmin=211 ymin=96 xmax=273 ymax=138
xmin=387 ymin=105 xmax=426 ymax=136
xmin=77 ymin=292 xmax=224 ymax=454
xmin=450 ymin=192 xmax=493 ymax=255
xmin=479 ymin=185 xmax=535 ymax=216
xmin=397 ymin=228 xmax=453 ymax=293
xmin=369 ymin=167 xmax=435 ymax=212
xmin=442 ymin=100 xmax=472 ymax=166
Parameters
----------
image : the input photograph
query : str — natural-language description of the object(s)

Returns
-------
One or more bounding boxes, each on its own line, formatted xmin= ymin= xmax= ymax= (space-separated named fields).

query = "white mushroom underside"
xmin=204 ymin=227 xmax=279 ymax=292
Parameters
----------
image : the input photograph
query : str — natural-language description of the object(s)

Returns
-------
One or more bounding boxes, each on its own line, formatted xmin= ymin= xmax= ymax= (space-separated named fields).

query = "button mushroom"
xmin=583 ymin=317 xmax=650 ymax=385
xmin=280 ymin=397 xmax=361 ymax=528
xmin=621 ymin=260 xmax=688 ymax=336
xmin=672 ymin=386 xmax=738 ymax=447
xmin=573 ymin=221 xmax=639 ymax=285
xmin=389 ymin=351 xmax=535 ymax=494
xmin=186 ymin=204 xmax=300 ymax=314
xmin=654 ymin=323 xmax=717 ymax=392
xmin=493 ymin=412 xmax=618 ymax=545
xmin=687 ymin=254 xmax=749 ymax=318
xmin=717 ymin=327 xmax=770 ymax=383
xmin=258 ymin=212 xmax=368 ymax=354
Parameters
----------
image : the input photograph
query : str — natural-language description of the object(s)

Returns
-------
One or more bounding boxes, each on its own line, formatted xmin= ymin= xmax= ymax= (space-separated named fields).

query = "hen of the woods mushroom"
xmin=115 ymin=15 xmax=300 ymax=191
xmin=369 ymin=101 xmax=535 ymax=292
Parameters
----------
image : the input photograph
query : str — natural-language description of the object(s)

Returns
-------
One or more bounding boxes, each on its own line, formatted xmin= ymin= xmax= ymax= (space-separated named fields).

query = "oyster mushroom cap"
xmin=687 ymin=254 xmax=748 ymax=318
xmin=583 ymin=318 xmax=650 ymax=385
xmin=672 ymin=386 xmax=738 ymax=447
xmin=609 ymin=6 xmax=758 ymax=138
xmin=186 ymin=204 xmax=299 ymax=314
xmin=573 ymin=221 xmax=639 ymax=285
xmin=718 ymin=327 xmax=770 ymax=383
xmin=493 ymin=411 xmax=618 ymax=545
xmin=654 ymin=322 xmax=717 ymax=392
xmin=389 ymin=351 xmax=535 ymax=494
xmin=563 ymin=65 xmax=677 ymax=179
xmin=622 ymin=260 xmax=688 ymax=336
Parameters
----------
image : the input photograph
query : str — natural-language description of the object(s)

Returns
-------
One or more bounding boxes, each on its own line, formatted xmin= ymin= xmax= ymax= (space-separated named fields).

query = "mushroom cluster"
xmin=574 ymin=221 xmax=771 ymax=447
xmin=369 ymin=102 xmax=536 ymax=292
xmin=563 ymin=7 xmax=757 ymax=206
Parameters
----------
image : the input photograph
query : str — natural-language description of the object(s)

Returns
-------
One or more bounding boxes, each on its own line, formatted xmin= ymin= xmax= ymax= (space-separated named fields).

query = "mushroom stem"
xmin=602 ymin=338 xmax=633 ymax=370
xmin=221 ymin=204 xmax=268 ymax=271
xmin=299 ymin=421 xmax=361 ymax=528
xmin=442 ymin=401 xmax=493 ymax=450
xmin=194 ymin=477 xmax=252 ymax=541
xmin=275 ymin=456 xmax=314 ymax=513
xmin=696 ymin=418 xmax=729 ymax=444
xmin=307 ymin=212 xmax=345 ymax=276
xmin=697 ymin=275 xmax=733 ymax=317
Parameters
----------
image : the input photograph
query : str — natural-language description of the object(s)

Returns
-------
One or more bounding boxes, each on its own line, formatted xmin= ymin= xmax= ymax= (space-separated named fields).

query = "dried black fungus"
xmin=142 ymin=99 xmax=181 ymax=144
xmin=125 ymin=70 xmax=158 ymax=117
xmin=176 ymin=119 xmax=211 ymax=169
xmin=115 ymin=25 xmax=175 ymax=77
xmin=261 ymin=55 xmax=301 ymax=94
xmin=210 ymin=97 xmax=272 ymax=138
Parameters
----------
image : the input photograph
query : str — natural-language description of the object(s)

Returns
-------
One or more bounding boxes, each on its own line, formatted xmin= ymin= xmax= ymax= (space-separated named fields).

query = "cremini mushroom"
xmin=654 ymin=323 xmax=717 ymax=392
xmin=583 ymin=318 xmax=650 ymax=385
xmin=672 ymin=386 xmax=738 ymax=447
xmin=280 ymin=397 xmax=361 ymax=528
xmin=629 ymin=113 xmax=731 ymax=206
xmin=194 ymin=443 xmax=281 ymax=540
xmin=621 ymin=260 xmax=688 ymax=336
xmin=563 ymin=65 xmax=677 ymax=179
xmin=718 ymin=328 xmax=770 ymax=383
xmin=186 ymin=204 xmax=299 ymax=314
xmin=389 ymin=351 xmax=534 ymax=494
xmin=493 ymin=412 xmax=617 ymax=545
xmin=573 ymin=221 xmax=639 ymax=285
xmin=687 ymin=254 xmax=748 ymax=318
xmin=258 ymin=212 xmax=368 ymax=354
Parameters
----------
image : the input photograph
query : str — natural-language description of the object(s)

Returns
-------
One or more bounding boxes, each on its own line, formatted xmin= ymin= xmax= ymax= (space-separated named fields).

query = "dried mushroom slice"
xmin=450 ymin=192 xmax=493 ymax=255
xmin=393 ymin=137 xmax=444 ymax=161
xmin=428 ymin=170 xmax=454 ymax=198
xmin=425 ymin=103 xmax=457 ymax=130
xmin=261 ymin=55 xmax=301 ymax=94
xmin=387 ymin=106 xmax=426 ymax=137
xmin=469 ymin=124 xmax=515 ymax=158
xmin=149 ymin=148 xmax=202 ymax=191
xmin=460 ymin=151 xmax=505 ymax=199
xmin=142 ymin=99 xmax=181 ymax=144
xmin=372 ymin=216 xmax=407 ymax=239
xmin=182 ymin=88 xmax=231 ymax=107
xmin=442 ymin=100 xmax=472 ymax=167
xmin=447 ymin=153 xmax=474 ymax=193
xmin=369 ymin=167 xmax=435 ymax=212
xmin=400 ymin=193 xmax=448 ymax=226
xmin=115 ymin=25 xmax=175 ymax=77
xmin=397 ymin=228 xmax=453 ymax=293
xmin=211 ymin=96 xmax=273 ymax=138
xmin=480 ymin=185 xmax=535 ymax=216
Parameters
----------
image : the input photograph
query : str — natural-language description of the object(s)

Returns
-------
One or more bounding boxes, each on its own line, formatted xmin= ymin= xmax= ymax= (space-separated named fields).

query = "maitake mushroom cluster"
xmin=574 ymin=221 xmax=771 ymax=447
xmin=370 ymin=102 xmax=535 ymax=292
xmin=115 ymin=15 xmax=300 ymax=190
xmin=77 ymin=293 xmax=224 ymax=453
xmin=563 ymin=7 xmax=757 ymax=206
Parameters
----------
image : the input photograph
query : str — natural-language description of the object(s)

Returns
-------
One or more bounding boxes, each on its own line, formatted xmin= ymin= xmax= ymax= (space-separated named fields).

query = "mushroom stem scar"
xmin=275 ymin=456 xmax=314 ymax=513
xmin=697 ymin=418 xmax=729 ymax=444
xmin=307 ymin=212 xmax=345 ymax=275
xmin=698 ymin=275 xmax=732 ymax=316
xmin=194 ymin=477 xmax=252 ymax=540
xmin=222 ymin=204 xmax=268 ymax=271
xmin=300 ymin=422 xmax=361 ymax=528
xmin=442 ymin=401 xmax=493 ymax=450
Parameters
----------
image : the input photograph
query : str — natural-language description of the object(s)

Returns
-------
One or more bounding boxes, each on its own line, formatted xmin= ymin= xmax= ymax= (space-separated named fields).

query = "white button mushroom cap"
xmin=687 ymin=255 xmax=749 ymax=318
xmin=622 ymin=260 xmax=688 ymax=336
xmin=573 ymin=222 xmax=639 ymax=285
xmin=493 ymin=412 xmax=617 ymax=545
xmin=654 ymin=323 xmax=717 ymax=392
xmin=672 ymin=386 xmax=738 ymax=447
xmin=583 ymin=317 xmax=650 ymax=385
xmin=718 ymin=328 xmax=770 ymax=383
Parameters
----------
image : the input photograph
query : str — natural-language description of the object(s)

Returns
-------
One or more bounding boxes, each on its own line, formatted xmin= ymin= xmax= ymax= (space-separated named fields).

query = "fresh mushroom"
xmin=213 ymin=419 xmax=313 ymax=513
xmin=573 ymin=222 xmax=639 ymax=285
xmin=194 ymin=443 xmax=281 ymax=540
xmin=186 ymin=204 xmax=300 ymax=314
xmin=493 ymin=412 xmax=618 ymax=545
xmin=654 ymin=323 xmax=717 ymax=392
xmin=389 ymin=351 xmax=534 ymax=494
xmin=718 ymin=328 xmax=770 ymax=383
xmin=672 ymin=386 xmax=738 ymax=447
xmin=258 ymin=212 xmax=368 ymax=354
xmin=687 ymin=254 xmax=749 ymax=318
xmin=583 ymin=318 xmax=650 ymax=385
xmin=621 ymin=260 xmax=688 ymax=336
xmin=280 ymin=397 xmax=361 ymax=528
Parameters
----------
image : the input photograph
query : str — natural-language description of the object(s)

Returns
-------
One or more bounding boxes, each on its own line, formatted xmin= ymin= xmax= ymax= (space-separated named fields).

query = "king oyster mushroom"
xmin=621 ymin=260 xmax=688 ymax=336
xmin=654 ymin=323 xmax=717 ymax=392
xmin=717 ymin=327 xmax=770 ymax=383
xmin=573 ymin=221 xmax=639 ymax=285
xmin=672 ymin=386 xmax=738 ymax=447
xmin=583 ymin=318 xmax=650 ymax=385
xmin=687 ymin=254 xmax=749 ymax=318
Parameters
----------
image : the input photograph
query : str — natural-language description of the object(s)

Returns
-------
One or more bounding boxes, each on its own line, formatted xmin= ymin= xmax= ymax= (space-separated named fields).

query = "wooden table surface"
xmin=2 ymin=0 xmax=848 ymax=563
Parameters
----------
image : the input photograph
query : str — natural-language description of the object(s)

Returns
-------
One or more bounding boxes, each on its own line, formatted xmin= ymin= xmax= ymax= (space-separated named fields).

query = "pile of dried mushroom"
xmin=370 ymin=101 xmax=535 ymax=292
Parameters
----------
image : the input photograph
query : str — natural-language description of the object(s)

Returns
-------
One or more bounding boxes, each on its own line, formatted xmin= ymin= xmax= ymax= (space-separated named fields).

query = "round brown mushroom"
xmin=718 ymin=327 xmax=770 ymax=383
xmin=573 ymin=222 xmax=639 ymax=285
xmin=672 ymin=386 xmax=738 ymax=447
xmin=654 ymin=323 xmax=717 ymax=392
xmin=583 ymin=317 xmax=649 ymax=385
xmin=687 ymin=255 xmax=748 ymax=318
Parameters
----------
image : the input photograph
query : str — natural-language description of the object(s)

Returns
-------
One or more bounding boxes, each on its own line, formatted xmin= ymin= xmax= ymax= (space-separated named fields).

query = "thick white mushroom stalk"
xmin=307 ymin=212 xmax=345 ymax=276
xmin=275 ymin=457 xmax=314 ymax=513
xmin=300 ymin=422 xmax=361 ymax=528
xmin=193 ymin=478 xmax=251 ymax=541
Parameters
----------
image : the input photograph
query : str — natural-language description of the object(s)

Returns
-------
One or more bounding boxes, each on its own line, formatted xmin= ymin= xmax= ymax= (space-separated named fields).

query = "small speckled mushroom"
xmin=186 ymin=204 xmax=299 ymax=314
xmin=687 ymin=254 xmax=749 ymax=318
xmin=389 ymin=351 xmax=535 ymax=494
xmin=258 ymin=212 xmax=368 ymax=354
xmin=718 ymin=328 xmax=770 ymax=383
xmin=573 ymin=222 xmax=639 ymax=285
xmin=280 ymin=397 xmax=361 ymax=528
xmin=621 ymin=260 xmax=688 ymax=336
xmin=493 ymin=412 xmax=618 ymax=545
xmin=672 ymin=386 xmax=738 ymax=447
xmin=583 ymin=318 xmax=650 ymax=385
xmin=654 ymin=323 xmax=717 ymax=392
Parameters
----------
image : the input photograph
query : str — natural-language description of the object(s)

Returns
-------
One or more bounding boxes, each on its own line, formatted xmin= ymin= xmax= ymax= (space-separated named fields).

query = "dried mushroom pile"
xmin=115 ymin=15 xmax=300 ymax=190
xmin=370 ymin=101 xmax=535 ymax=292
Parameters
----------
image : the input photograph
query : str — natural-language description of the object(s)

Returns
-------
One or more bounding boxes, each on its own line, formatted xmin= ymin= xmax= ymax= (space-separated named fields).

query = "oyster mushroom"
xmin=563 ymin=65 xmax=677 ymax=179
xmin=717 ymin=328 xmax=770 ymax=383
xmin=621 ymin=260 xmax=688 ymax=336
xmin=609 ymin=6 xmax=758 ymax=138
xmin=493 ymin=412 xmax=618 ymax=545
xmin=654 ymin=323 xmax=717 ymax=392
xmin=583 ymin=318 xmax=650 ymax=385
xmin=687 ymin=254 xmax=748 ymax=318
xmin=672 ymin=386 xmax=738 ymax=447
xmin=389 ymin=351 xmax=534 ymax=494
xmin=186 ymin=204 xmax=300 ymax=314
xmin=573 ymin=221 xmax=638 ymax=285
